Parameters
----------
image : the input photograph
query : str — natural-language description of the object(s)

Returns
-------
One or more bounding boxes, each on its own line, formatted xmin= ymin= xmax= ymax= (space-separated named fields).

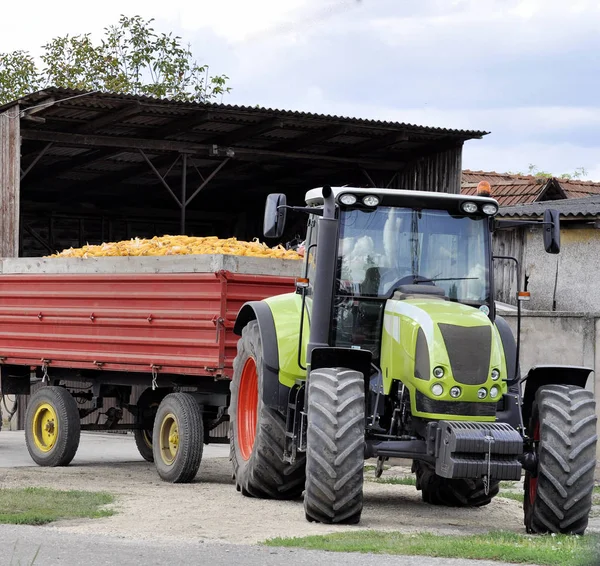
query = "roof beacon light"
xmin=477 ymin=181 xmax=492 ymax=196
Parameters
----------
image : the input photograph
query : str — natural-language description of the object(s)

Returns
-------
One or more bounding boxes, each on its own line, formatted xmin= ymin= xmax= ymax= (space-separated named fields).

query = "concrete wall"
xmin=496 ymin=224 xmax=600 ymax=312
xmin=501 ymin=310 xmax=599 ymax=446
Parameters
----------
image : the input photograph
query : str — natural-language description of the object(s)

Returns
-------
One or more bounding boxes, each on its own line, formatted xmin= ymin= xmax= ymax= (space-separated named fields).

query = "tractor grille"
xmin=438 ymin=323 xmax=491 ymax=386
xmin=416 ymin=391 xmax=497 ymax=417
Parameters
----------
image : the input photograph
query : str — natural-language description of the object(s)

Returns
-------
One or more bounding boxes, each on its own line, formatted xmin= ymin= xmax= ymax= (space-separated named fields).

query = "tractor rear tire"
xmin=25 ymin=386 xmax=81 ymax=467
xmin=230 ymin=321 xmax=306 ymax=500
xmin=414 ymin=461 xmax=499 ymax=507
xmin=304 ymin=367 xmax=365 ymax=524
xmin=152 ymin=392 xmax=203 ymax=483
xmin=524 ymin=384 xmax=597 ymax=535
xmin=134 ymin=387 xmax=171 ymax=463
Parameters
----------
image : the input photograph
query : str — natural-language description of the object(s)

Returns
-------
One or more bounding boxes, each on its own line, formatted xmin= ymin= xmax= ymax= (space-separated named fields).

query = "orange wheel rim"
xmin=528 ymin=420 xmax=540 ymax=504
xmin=238 ymin=357 xmax=258 ymax=461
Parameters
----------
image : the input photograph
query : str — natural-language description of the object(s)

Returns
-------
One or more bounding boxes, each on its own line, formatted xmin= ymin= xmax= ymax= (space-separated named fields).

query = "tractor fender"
xmin=495 ymin=315 xmax=520 ymax=382
xmin=522 ymin=365 xmax=594 ymax=427
xmin=234 ymin=301 xmax=288 ymax=412
xmin=310 ymin=347 xmax=372 ymax=381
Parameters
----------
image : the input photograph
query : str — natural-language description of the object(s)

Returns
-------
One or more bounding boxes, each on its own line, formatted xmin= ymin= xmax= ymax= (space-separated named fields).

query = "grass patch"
xmin=498 ymin=490 xmax=525 ymax=503
xmin=264 ymin=530 xmax=600 ymax=566
xmin=0 ymin=487 xmax=114 ymax=525
xmin=500 ymin=481 xmax=519 ymax=488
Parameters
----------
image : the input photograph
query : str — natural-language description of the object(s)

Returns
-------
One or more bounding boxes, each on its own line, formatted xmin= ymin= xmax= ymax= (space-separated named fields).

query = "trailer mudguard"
xmin=234 ymin=301 xmax=289 ymax=412
xmin=521 ymin=365 xmax=594 ymax=426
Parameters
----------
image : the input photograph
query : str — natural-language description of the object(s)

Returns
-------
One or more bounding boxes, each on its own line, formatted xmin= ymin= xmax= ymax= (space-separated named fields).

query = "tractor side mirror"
xmin=264 ymin=193 xmax=288 ymax=238
xmin=543 ymin=209 xmax=560 ymax=254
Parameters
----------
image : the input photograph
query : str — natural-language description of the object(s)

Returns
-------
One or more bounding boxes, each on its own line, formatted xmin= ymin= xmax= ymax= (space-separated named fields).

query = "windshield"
xmin=337 ymin=206 xmax=490 ymax=304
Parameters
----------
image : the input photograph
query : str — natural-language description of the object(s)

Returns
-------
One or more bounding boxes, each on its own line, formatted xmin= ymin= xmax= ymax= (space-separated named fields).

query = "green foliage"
xmin=264 ymin=530 xmax=600 ymax=566
xmin=506 ymin=164 xmax=588 ymax=180
xmin=0 ymin=15 xmax=230 ymax=105
xmin=0 ymin=487 xmax=114 ymax=525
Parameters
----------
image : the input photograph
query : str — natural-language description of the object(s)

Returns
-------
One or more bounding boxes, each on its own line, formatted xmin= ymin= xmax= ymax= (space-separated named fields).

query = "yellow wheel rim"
xmin=32 ymin=402 xmax=58 ymax=452
xmin=158 ymin=413 xmax=179 ymax=465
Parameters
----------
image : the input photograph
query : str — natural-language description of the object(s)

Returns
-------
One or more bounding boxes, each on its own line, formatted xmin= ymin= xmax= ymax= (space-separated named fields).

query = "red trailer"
xmin=0 ymin=254 xmax=299 ymax=481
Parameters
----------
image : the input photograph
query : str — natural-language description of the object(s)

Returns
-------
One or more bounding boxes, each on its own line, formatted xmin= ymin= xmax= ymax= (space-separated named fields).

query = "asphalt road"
xmin=0 ymin=430 xmax=229 ymax=467
xmin=0 ymin=524 xmax=534 ymax=566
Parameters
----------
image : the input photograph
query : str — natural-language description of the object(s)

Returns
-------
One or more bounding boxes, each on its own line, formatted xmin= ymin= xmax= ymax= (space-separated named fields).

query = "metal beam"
xmin=20 ymin=142 xmax=53 ymax=181
xmin=361 ymin=168 xmax=377 ymax=188
xmin=138 ymin=150 xmax=182 ymax=208
xmin=207 ymin=117 xmax=282 ymax=145
xmin=77 ymin=103 xmax=142 ymax=133
xmin=275 ymin=125 xmax=345 ymax=152
xmin=333 ymin=130 xmax=409 ymax=157
xmin=181 ymin=154 xmax=187 ymax=234
xmin=21 ymin=129 xmax=400 ymax=169
xmin=186 ymin=159 xmax=230 ymax=207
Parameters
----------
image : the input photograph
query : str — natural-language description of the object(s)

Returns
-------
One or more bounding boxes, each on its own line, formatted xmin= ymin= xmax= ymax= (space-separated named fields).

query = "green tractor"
xmin=230 ymin=185 xmax=597 ymax=534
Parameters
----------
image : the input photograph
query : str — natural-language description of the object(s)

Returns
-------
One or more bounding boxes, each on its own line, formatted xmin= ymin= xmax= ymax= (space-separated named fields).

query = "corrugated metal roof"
xmin=498 ymin=195 xmax=600 ymax=218
xmin=3 ymin=87 xmax=488 ymax=138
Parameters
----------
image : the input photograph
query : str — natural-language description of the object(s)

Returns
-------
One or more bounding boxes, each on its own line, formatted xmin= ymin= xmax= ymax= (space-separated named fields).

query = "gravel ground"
xmin=0 ymin=457 xmax=525 ymax=544
xmin=1 ymin=431 xmax=598 ymax=546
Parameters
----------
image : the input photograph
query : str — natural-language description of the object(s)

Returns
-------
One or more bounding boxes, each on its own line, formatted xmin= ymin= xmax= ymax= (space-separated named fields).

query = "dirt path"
xmin=0 ymin=457 xmax=531 ymax=544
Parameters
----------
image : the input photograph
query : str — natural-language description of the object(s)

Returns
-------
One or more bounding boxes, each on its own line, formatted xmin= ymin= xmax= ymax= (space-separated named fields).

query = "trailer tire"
xmin=304 ymin=367 xmax=365 ymax=524
xmin=524 ymin=384 xmax=597 ymax=535
xmin=134 ymin=388 xmax=171 ymax=463
xmin=414 ymin=461 xmax=500 ymax=507
xmin=230 ymin=321 xmax=306 ymax=500
xmin=25 ymin=386 xmax=81 ymax=467
xmin=153 ymin=392 xmax=203 ymax=483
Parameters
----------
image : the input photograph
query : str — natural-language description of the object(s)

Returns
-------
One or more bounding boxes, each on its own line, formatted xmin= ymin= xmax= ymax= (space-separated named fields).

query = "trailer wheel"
xmin=230 ymin=321 xmax=306 ymax=499
xmin=524 ymin=384 xmax=597 ymax=535
xmin=25 ymin=386 xmax=81 ymax=467
xmin=304 ymin=367 xmax=365 ymax=524
xmin=414 ymin=461 xmax=499 ymax=507
xmin=152 ymin=392 xmax=203 ymax=483
xmin=134 ymin=388 xmax=171 ymax=463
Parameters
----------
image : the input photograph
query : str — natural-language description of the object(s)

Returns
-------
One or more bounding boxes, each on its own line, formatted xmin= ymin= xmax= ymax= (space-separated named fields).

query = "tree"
xmin=506 ymin=164 xmax=588 ymax=180
xmin=0 ymin=15 xmax=230 ymax=106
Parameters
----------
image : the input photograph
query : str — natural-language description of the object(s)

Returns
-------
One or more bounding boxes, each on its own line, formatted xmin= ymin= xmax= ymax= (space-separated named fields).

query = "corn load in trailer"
xmin=0 ymin=254 xmax=299 ymax=481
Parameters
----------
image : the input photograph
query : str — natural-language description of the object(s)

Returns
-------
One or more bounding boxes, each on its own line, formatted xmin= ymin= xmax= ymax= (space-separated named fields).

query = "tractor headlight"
xmin=482 ymin=203 xmax=498 ymax=215
xmin=490 ymin=386 xmax=500 ymax=399
xmin=491 ymin=369 xmax=500 ymax=381
xmin=433 ymin=366 xmax=445 ymax=378
xmin=477 ymin=387 xmax=488 ymax=399
xmin=431 ymin=383 xmax=444 ymax=396
xmin=362 ymin=195 xmax=380 ymax=207
xmin=339 ymin=194 xmax=357 ymax=206
xmin=461 ymin=201 xmax=478 ymax=214
xmin=450 ymin=386 xmax=462 ymax=398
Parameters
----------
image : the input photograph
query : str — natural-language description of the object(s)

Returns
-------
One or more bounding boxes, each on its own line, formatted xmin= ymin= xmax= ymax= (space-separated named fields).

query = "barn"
xmin=1 ymin=88 xmax=486 ymax=259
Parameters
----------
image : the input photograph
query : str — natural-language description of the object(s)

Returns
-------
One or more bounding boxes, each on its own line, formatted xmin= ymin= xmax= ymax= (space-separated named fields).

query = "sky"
xmin=2 ymin=0 xmax=599 ymax=179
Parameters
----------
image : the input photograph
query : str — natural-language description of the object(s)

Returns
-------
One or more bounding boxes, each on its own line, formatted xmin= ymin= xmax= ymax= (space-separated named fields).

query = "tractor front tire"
xmin=414 ymin=461 xmax=499 ymax=507
xmin=25 ymin=386 xmax=81 ymax=467
xmin=304 ymin=367 xmax=365 ymax=524
xmin=524 ymin=384 xmax=597 ymax=535
xmin=230 ymin=321 xmax=306 ymax=500
xmin=152 ymin=392 xmax=203 ymax=483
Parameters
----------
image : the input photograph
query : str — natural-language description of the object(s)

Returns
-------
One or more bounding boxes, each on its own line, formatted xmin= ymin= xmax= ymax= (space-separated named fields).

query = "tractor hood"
xmin=380 ymin=295 xmax=508 ymax=421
